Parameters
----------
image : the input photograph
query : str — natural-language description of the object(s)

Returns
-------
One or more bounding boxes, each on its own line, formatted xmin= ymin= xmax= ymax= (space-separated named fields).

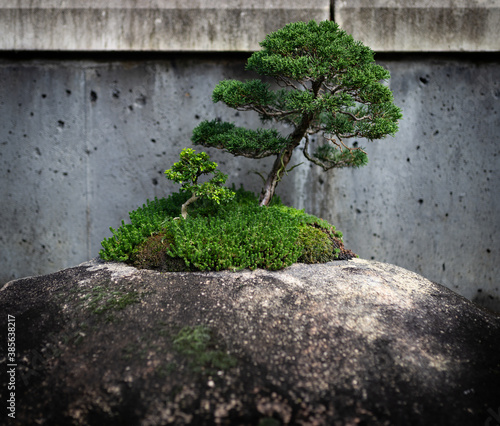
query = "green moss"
xmin=99 ymin=187 xmax=356 ymax=271
xmin=165 ymin=202 xmax=302 ymax=271
xmin=130 ymin=231 xmax=191 ymax=272
xmin=76 ymin=282 xmax=142 ymax=319
xmin=258 ymin=418 xmax=281 ymax=426
xmin=298 ymin=225 xmax=336 ymax=263
xmin=155 ymin=362 xmax=178 ymax=378
xmin=120 ymin=341 xmax=150 ymax=362
xmin=99 ymin=193 xmax=191 ymax=262
xmin=172 ymin=325 xmax=237 ymax=374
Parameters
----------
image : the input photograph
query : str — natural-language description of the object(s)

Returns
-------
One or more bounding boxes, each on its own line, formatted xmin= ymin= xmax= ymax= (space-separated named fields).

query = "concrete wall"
xmin=1 ymin=1 xmax=499 ymax=311
xmin=0 ymin=0 xmax=329 ymax=51
xmin=335 ymin=0 xmax=500 ymax=51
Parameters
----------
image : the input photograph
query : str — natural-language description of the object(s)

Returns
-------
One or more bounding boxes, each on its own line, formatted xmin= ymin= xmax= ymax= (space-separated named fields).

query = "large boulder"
xmin=1 ymin=258 xmax=499 ymax=425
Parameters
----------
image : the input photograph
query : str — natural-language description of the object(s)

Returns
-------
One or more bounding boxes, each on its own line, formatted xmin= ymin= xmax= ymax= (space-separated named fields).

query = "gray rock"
xmin=1 ymin=258 xmax=499 ymax=425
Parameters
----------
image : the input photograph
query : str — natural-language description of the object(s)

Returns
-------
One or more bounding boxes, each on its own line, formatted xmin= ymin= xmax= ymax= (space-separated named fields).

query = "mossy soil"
xmin=100 ymin=187 xmax=356 ymax=273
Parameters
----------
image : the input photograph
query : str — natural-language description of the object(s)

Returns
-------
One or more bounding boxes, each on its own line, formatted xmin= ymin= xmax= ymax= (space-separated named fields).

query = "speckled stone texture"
xmin=1 ymin=258 xmax=499 ymax=425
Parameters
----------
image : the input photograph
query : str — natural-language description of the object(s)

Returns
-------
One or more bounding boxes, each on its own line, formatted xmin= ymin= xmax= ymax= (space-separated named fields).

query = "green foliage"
xmin=192 ymin=119 xmax=288 ymax=159
xmin=76 ymin=284 xmax=141 ymax=317
xmin=247 ymin=21 xmax=373 ymax=80
xmin=165 ymin=201 xmax=303 ymax=271
xmin=99 ymin=186 xmax=355 ymax=270
xmin=191 ymin=20 xmax=402 ymax=205
xmin=212 ymin=79 xmax=275 ymax=108
xmin=164 ymin=148 xmax=217 ymax=185
xmin=314 ymin=144 xmax=368 ymax=168
xmin=99 ymin=195 xmax=188 ymax=262
xmin=172 ymin=325 xmax=237 ymax=373
xmin=297 ymin=226 xmax=338 ymax=264
xmin=164 ymin=148 xmax=235 ymax=218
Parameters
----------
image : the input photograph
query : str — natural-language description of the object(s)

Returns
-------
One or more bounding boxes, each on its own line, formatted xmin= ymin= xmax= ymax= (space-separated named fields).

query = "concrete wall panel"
xmin=2 ymin=1 xmax=498 ymax=53
xmin=335 ymin=0 xmax=500 ymax=51
xmin=0 ymin=0 xmax=330 ymax=51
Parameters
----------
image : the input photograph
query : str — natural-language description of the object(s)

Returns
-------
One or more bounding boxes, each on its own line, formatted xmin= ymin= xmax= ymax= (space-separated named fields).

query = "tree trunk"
xmin=259 ymin=148 xmax=294 ymax=206
xmin=259 ymin=113 xmax=314 ymax=207
xmin=181 ymin=193 xmax=199 ymax=219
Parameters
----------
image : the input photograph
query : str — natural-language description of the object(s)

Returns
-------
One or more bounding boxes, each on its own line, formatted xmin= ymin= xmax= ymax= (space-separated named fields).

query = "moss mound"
xmin=100 ymin=187 xmax=356 ymax=271
xmin=130 ymin=232 xmax=191 ymax=272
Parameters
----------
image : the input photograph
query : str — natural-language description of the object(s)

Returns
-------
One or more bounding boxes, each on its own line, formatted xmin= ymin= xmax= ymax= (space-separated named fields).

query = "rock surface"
xmin=1 ymin=258 xmax=499 ymax=425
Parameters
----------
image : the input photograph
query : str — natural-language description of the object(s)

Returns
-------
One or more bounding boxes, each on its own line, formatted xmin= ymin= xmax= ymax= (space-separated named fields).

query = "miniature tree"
xmin=164 ymin=148 xmax=235 ymax=219
xmin=191 ymin=20 xmax=402 ymax=206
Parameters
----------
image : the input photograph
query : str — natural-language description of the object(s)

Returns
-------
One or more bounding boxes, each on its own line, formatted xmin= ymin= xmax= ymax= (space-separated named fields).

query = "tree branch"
xmin=302 ymin=135 xmax=332 ymax=171
xmin=322 ymin=81 xmax=342 ymax=94
xmin=338 ymin=110 xmax=372 ymax=121
xmin=275 ymin=75 xmax=303 ymax=91
xmin=234 ymin=104 xmax=301 ymax=118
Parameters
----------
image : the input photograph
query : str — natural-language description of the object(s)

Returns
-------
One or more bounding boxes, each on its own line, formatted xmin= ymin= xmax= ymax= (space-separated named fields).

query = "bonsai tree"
xmin=192 ymin=20 xmax=402 ymax=206
xmin=164 ymin=148 xmax=235 ymax=219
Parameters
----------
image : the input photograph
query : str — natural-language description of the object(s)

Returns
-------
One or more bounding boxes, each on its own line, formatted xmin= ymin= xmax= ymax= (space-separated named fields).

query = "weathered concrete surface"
xmin=1 ymin=55 xmax=498 ymax=312
xmin=2 ymin=1 xmax=499 ymax=53
xmin=0 ymin=258 xmax=499 ymax=425
xmin=335 ymin=0 xmax=500 ymax=51
xmin=0 ymin=0 xmax=330 ymax=51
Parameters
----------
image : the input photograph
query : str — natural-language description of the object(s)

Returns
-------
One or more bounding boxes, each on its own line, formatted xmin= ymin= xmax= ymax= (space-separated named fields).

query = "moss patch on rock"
xmin=172 ymin=325 xmax=238 ymax=374
xmin=71 ymin=280 xmax=144 ymax=322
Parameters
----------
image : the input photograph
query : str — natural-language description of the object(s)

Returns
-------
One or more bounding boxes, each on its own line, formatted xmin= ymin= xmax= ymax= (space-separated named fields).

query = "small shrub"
xmin=164 ymin=148 xmax=235 ymax=218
